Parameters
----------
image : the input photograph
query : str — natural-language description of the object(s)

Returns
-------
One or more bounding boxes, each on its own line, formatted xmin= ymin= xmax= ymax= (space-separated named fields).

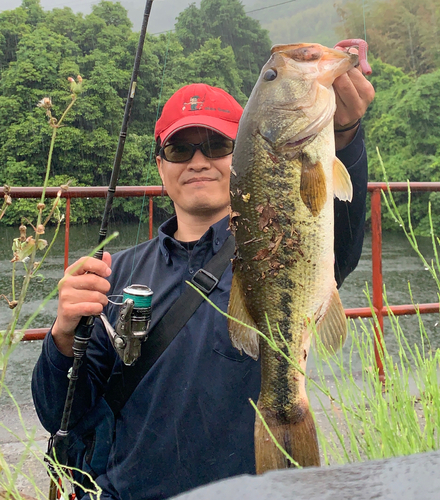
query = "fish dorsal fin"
xmin=314 ymin=285 xmax=347 ymax=352
xmin=333 ymin=157 xmax=353 ymax=202
xmin=227 ymin=272 xmax=260 ymax=360
xmin=300 ymin=158 xmax=327 ymax=217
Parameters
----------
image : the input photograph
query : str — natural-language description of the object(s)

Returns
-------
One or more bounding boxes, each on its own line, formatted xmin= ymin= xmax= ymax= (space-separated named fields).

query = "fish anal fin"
xmin=314 ymin=285 xmax=348 ymax=352
xmin=333 ymin=157 xmax=353 ymax=202
xmin=227 ymin=273 xmax=260 ymax=360
xmin=255 ymin=401 xmax=320 ymax=473
xmin=300 ymin=158 xmax=327 ymax=217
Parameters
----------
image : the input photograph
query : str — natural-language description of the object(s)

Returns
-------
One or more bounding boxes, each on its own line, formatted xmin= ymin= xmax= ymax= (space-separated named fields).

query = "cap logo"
xmin=182 ymin=95 xmax=204 ymax=111
xmin=181 ymin=94 xmax=230 ymax=114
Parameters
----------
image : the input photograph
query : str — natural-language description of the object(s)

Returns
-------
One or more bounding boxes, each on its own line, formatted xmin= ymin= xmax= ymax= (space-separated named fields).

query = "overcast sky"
xmin=1 ymin=0 xmax=200 ymax=33
xmin=6 ymin=0 xmax=98 ymax=14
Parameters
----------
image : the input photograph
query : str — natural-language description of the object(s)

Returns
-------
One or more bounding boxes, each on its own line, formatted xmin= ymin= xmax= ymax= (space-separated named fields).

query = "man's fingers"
xmin=61 ymin=296 xmax=108 ymax=317
xmin=58 ymin=288 xmax=109 ymax=317
xmin=64 ymin=256 xmax=112 ymax=278
xmin=53 ymin=252 xmax=113 ymax=343
xmin=102 ymin=251 xmax=112 ymax=268
xmin=66 ymin=274 xmax=111 ymax=294
xmin=334 ymin=72 xmax=359 ymax=107
xmin=334 ymin=68 xmax=375 ymax=126
xmin=56 ymin=298 xmax=108 ymax=336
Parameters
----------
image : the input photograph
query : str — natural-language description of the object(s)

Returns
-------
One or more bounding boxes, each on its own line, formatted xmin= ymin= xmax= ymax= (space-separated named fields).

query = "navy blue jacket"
xmin=32 ymin=129 xmax=367 ymax=499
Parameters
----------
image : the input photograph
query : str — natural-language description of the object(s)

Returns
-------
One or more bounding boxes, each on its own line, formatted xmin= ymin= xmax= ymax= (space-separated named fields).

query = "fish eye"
xmin=263 ymin=69 xmax=277 ymax=81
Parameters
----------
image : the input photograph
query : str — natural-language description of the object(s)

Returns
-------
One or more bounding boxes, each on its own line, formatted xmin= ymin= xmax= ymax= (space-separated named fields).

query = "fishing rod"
xmin=47 ymin=0 xmax=155 ymax=493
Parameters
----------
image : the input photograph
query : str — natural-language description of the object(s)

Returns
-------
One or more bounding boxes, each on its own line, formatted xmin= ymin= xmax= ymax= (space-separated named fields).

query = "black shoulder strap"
xmin=104 ymin=234 xmax=235 ymax=416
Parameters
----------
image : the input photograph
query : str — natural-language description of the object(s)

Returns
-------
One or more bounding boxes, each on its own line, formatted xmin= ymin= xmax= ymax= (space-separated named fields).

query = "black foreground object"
xmin=172 ymin=450 xmax=440 ymax=500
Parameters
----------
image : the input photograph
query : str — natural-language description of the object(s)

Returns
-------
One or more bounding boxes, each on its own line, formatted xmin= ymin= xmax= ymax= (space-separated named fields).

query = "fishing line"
xmin=246 ymin=0 xmax=298 ymax=15
xmin=151 ymin=0 xmax=299 ymax=36
xmin=362 ymin=0 xmax=368 ymax=43
xmin=107 ymin=295 xmax=125 ymax=306
xmin=128 ymin=30 xmax=172 ymax=286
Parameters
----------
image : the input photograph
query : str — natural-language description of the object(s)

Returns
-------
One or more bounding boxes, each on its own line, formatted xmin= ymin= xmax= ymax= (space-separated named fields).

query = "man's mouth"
xmin=185 ymin=177 xmax=216 ymax=184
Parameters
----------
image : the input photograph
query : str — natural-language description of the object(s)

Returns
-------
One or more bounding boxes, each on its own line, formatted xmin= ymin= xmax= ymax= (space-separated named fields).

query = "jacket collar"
xmin=158 ymin=214 xmax=231 ymax=263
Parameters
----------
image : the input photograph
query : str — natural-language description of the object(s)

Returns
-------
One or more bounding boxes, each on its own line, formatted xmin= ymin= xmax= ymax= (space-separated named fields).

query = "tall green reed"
xmin=0 ymin=77 xmax=117 ymax=499
xmin=310 ymin=150 xmax=440 ymax=464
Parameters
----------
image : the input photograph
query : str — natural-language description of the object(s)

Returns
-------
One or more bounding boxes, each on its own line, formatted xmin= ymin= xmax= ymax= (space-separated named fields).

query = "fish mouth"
xmin=279 ymin=93 xmax=336 ymax=154
xmin=285 ymin=134 xmax=317 ymax=149
xmin=279 ymin=133 xmax=317 ymax=159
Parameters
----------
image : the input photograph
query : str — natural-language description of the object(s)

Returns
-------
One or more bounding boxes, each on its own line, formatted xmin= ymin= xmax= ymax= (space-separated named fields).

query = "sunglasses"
xmin=160 ymin=138 xmax=235 ymax=163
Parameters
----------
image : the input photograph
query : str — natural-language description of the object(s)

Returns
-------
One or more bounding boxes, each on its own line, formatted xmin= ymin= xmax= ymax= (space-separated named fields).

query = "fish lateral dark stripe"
xmin=280 ymin=291 xmax=292 ymax=319
xmin=273 ymin=341 xmax=292 ymax=417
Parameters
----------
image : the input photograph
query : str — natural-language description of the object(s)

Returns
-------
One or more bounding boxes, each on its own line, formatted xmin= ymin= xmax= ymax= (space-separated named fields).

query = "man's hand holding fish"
xmin=333 ymin=43 xmax=375 ymax=150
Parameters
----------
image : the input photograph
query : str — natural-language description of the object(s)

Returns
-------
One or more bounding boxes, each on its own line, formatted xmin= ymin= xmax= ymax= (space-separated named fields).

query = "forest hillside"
xmin=1 ymin=0 xmax=440 ymax=233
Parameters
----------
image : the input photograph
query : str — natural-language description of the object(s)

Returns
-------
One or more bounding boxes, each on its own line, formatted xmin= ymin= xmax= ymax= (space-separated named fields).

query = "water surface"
xmin=1 ymin=223 xmax=439 ymax=404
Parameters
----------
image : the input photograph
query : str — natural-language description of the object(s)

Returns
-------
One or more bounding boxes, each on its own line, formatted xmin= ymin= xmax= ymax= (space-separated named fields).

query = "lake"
xmin=1 ymin=222 xmax=439 ymax=404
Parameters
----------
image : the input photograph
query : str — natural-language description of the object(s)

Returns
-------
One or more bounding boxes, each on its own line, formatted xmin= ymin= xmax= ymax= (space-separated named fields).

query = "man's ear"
xmin=156 ymin=156 xmax=164 ymax=184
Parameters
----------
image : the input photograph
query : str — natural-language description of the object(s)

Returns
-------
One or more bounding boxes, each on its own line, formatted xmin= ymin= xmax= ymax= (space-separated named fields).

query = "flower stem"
xmin=11 ymin=262 xmax=16 ymax=301
xmin=40 ymin=126 xmax=57 ymax=209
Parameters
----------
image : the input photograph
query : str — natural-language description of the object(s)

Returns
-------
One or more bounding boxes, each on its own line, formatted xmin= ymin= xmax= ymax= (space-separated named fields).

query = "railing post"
xmin=370 ymin=188 xmax=385 ymax=381
xmin=149 ymin=196 xmax=153 ymax=240
xmin=64 ymin=196 xmax=71 ymax=270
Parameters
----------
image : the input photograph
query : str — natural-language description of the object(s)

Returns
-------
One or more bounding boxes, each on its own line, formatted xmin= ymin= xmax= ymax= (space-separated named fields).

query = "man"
xmin=32 ymin=66 xmax=374 ymax=499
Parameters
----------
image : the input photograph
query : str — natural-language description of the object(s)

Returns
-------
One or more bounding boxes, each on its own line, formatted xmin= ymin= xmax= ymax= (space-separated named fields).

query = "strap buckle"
xmin=191 ymin=268 xmax=219 ymax=294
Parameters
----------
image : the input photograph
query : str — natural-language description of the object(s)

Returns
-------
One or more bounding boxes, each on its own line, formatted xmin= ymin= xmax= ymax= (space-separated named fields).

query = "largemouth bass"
xmin=228 ymin=43 xmax=358 ymax=472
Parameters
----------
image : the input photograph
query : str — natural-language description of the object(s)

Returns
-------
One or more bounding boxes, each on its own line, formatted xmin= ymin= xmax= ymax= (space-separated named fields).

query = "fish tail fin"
xmin=255 ymin=402 xmax=320 ymax=473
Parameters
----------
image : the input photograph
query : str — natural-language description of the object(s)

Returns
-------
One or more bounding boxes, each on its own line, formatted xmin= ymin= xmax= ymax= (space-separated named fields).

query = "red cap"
xmin=154 ymin=83 xmax=243 ymax=144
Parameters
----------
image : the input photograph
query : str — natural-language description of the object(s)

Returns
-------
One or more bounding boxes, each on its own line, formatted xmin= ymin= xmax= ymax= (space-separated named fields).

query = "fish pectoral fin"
xmin=227 ymin=273 xmax=260 ymax=360
xmin=300 ymin=158 xmax=327 ymax=217
xmin=333 ymin=157 xmax=353 ymax=202
xmin=314 ymin=285 xmax=347 ymax=352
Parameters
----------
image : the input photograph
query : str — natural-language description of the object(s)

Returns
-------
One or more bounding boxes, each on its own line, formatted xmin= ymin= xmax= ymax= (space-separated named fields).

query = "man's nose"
xmin=188 ymin=149 xmax=211 ymax=169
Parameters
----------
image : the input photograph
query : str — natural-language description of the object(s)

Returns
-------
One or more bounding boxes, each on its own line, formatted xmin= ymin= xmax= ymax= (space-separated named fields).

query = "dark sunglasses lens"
xmin=202 ymin=139 xmax=234 ymax=158
xmin=162 ymin=138 xmax=234 ymax=162
xmin=163 ymin=143 xmax=193 ymax=162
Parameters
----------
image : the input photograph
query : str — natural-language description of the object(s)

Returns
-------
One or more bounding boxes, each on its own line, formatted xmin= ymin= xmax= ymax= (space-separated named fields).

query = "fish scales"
xmin=228 ymin=43 xmax=357 ymax=472
xmin=232 ymin=123 xmax=335 ymax=415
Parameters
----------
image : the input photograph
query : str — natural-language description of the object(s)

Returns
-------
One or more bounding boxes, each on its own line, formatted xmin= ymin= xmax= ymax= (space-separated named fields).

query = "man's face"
xmin=156 ymin=127 xmax=232 ymax=220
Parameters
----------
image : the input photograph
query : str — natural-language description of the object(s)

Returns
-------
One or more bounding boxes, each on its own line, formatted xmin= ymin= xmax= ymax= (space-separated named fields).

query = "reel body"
xmin=101 ymin=284 xmax=153 ymax=366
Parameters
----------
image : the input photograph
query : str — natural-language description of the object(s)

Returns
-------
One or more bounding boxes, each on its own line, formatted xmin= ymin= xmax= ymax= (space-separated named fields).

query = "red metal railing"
xmin=3 ymin=182 xmax=440 ymax=376
xmin=346 ymin=182 xmax=440 ymax=378
xmin=2 ymin=186 xmax=162 ymax=341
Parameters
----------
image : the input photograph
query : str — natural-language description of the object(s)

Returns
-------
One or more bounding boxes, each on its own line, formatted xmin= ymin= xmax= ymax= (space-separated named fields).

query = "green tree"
xmin=182 ymin=38 xmax=245 ymax=103
xmin=362 ymin=57 xmax=440 ymax=234
xmin=20 ymin=0 xmax=45 ymax=26
xmin=175 ymin=0 xmax=271 ymax=96
xmin=337 ymin=0 xmax=440 ymax=75
xmin=91 ymin=0 xmax=133 ymax=28
xmin=0 ymin=7 xmax=30 ymax=70
xmin=0 ymin=0 xmax=263 ymax=225
xmin=44 ymin=7 xmax=88 ymax=46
